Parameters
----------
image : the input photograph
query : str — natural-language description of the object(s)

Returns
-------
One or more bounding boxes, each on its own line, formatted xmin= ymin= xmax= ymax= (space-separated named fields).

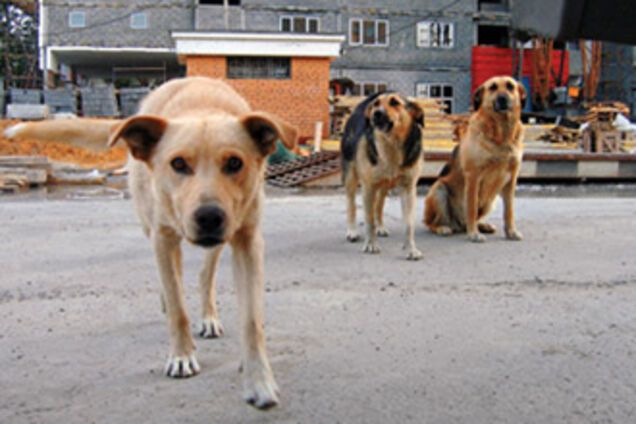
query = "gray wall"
xmin=45 ymin=0 xmax=194 ymax=48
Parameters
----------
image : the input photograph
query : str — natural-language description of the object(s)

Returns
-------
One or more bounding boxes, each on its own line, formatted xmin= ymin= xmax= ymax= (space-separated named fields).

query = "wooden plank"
xmin=0 ymin=166 xmax=48 ymax=185
xmin=0 ymin=156 xmax=51 ymax=170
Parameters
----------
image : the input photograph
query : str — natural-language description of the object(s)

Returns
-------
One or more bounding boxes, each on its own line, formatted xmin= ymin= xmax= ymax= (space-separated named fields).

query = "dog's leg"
xmin=198 ymin=246 xmax=225 ymax=339
xmin=400 ymin=182 xmax=423 ymax=260
xmin=362 ymin=185 xmax=380 ymax=254
xmin=502 ymin=168 xmax=523 ymax=241
xmin=375 ymin=186 xmax=390 ymax=237
xmin=465 ymin=172 xmax=485 ymax=243
xmin=231 ymin=229 xmax=279 ymax=409
xmin=154 ymin=229 xmax=199 ymax=378
xmin=345 ymin=171 xmax=360 ymax=242
xmin=424 ymin=183 xmax=453 ymax=236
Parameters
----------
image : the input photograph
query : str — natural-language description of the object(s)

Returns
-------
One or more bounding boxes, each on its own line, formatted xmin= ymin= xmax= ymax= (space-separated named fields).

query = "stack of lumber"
xmin=538 ymin=125 xmax=580 ymax=144
xmin=0 ymin=156 xmax=50 ymax=193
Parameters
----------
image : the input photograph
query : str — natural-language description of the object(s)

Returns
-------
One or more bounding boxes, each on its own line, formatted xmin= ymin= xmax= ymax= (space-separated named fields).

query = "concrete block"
xmin=9 ymin=88 xmax=42 ymax=104
xmin=6 ymin=104 xmax=50 ymax=120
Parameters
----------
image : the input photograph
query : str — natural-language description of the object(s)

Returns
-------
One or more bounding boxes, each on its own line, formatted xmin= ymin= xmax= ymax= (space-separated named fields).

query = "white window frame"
xmin=279 ymin=15 xmax=320 ymax=33
xmin=68 ymin=11 xmax=86 ymax=28
xmin=416 ymin=83 xmax=454 ymax=113
xmin=130 ymin=12 xmax=148 ymax=30
xmin=353 ymin=81 xmax=388 ymax=96
xmin=417 ymin=21 xmax=454 ymax=49
xmin=349 ymin=18 xmax=389 ymax=47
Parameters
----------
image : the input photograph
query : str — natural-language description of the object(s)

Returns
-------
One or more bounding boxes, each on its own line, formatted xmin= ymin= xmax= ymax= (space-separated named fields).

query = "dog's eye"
xmin=506 ymin=82 xmax=515 ymax=91
xmin=170 ymin=157 xmax=192 ymax=175
xmin=223 ymin=156 xmax=243 ymax=175
xmin=489 ymin=83 xmax=498 ymax=92
xmin=389 ymin=98 xmax=400 ymax=107
xmin=373 ymin=100 xmax=380 ymax=107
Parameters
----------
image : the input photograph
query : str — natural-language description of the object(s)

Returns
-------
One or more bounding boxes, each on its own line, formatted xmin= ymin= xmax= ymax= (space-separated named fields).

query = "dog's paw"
xmin=505 ymin=229 xmax=523 ymax=241
xmin=406 ymin=248 xmax=423 ymax=261
xmin=376 ymin=227 xmax=390 ymax=237
xmin=467 ymin=232 xmax=486 ymax=243
xmin=434 ymin=226 xmax=453 ymax=236
xmin=199 ymin=317 xmax=224 ymax=339
xmin=478 ymin=222 xmax=497 ymax=234
xmin=362 ymin=241 xmax=380 ymax=254
xmin=346 ymin=230 xmax=360 ymax=243
xmin=164 ymin=354 xmax=200 ymax=378
xmin=243 ymin=368 xmax=280 ymax=410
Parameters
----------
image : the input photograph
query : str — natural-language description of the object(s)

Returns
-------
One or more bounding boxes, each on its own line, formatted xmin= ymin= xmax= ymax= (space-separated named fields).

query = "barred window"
xmin=280 ymin=16 xmax=320 ymax=33
xmin=227 ymin=57 xmax=291 ymax=80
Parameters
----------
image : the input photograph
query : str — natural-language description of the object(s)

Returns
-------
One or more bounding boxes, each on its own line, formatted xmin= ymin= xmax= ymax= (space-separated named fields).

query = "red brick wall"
xmin=186 ymin=55 xmax=331 ymax=139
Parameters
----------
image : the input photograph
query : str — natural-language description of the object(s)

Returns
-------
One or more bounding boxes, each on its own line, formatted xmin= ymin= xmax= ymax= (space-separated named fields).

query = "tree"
xmin=1 ymin=1 xmax=39 ymax=88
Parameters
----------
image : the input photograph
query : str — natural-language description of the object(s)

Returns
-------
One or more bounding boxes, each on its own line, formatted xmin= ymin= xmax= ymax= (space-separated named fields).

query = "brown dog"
xmin=423 ymin=76 xmax=526 ymax=242
xmin=341 ymin=92 xmax=425 ymax=260
xmin=5 ymin=77 xmax=297 ymax=409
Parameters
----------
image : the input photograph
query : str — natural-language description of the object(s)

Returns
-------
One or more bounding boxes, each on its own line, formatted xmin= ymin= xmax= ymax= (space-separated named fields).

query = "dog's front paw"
xmin=406 ymin=248 xmax=423 ymax=261
xmin=199 ymin=317 xmax=224 ymax=339
xmin=467 ymin=232 xmax=486 ymax=243
xmin=243 ymin=367 xmax=280 ymax=410
xmin=505 ymin=228 xmax=523 ymax=241
xmin=362 ymin=241 xmax=381 ymax=254
xmin=346 ymin=230 xmax=360 ymax=243
xmin=164 ymin=354 xmax=200 ymax=378
xmin=376 ymin=227 xmax=390 ymax=237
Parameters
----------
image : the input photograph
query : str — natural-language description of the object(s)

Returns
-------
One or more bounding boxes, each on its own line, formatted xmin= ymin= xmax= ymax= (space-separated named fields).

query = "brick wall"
xmin=186 ymin=56 xmax=331 ymax=139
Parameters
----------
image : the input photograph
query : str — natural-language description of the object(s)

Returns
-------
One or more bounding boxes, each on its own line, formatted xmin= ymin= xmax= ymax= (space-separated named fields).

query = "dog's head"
xmin=109 ymin=112 xmax=297 ymax=248
xmin=472 ymin=76 xmax=526 ymax=115
xmin=365 ymin=93 xmax=424 ymax=136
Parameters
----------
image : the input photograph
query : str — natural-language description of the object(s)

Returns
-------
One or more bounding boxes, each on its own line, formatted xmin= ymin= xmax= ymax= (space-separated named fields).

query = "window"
xmin=477 ymin=25 xmax=509 ymax=47
xmin=416 ymin=83 xmax=454 ymax=113
xmin=130 ymin=12 xmax=148 ymax=29
xmin=199 ymin=0 xmax=241 ymax=5
xmin=352 ymin=82 xmax=388 ymax=96
xmin=227 ymin=57 xmax=291 ymax=79
xmin=68 ymin=11 xmax=86 ymax=28
xmin=349 ymin=19 xmax=389 ymax=46
xmin=417 ymin=21 xmax=454 ymax=48
xmin=280 ymin=16 xmax=319 ymax=33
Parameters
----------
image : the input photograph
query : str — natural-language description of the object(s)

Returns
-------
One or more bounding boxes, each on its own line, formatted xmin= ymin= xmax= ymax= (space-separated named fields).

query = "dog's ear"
xmin=406 ymin=100 xmax=425 ymax=127
xmin=472 ymin=85 xmax=485 ymax=112
xmin=108 ymin=115 xmax=168 ymax=161
xmin=517 ymin=82 xmax=527 ymax=108
xmin=240 ymin=112 xmax=298 ymax=156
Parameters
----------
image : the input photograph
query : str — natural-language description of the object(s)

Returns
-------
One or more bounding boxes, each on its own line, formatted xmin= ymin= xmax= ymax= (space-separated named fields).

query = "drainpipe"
xmin=223 ymin=0 xmax=229 ymax=29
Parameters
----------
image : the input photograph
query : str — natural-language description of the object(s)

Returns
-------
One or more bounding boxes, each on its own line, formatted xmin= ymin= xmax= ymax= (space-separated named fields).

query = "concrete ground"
xmin=1 ymin=189 xmax=636 ymax=423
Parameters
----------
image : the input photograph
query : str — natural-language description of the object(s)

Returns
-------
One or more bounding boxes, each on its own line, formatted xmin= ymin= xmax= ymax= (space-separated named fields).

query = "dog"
xmin=341 ymin=92 xmax=425 ymax=260
xmin=423 ymin=76 xmax=526 ymax=243
xmin=5 ymin=77 xmax=298 ymax=409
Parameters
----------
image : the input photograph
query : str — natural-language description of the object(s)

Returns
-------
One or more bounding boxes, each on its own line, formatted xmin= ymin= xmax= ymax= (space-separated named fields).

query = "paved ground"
xmin=1 ymin=190 xmax=636 ymax=423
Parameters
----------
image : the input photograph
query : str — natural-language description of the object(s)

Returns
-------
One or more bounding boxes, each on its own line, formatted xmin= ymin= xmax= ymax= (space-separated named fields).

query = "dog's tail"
xmin=4 ymin=118 xmax=122 ymax=152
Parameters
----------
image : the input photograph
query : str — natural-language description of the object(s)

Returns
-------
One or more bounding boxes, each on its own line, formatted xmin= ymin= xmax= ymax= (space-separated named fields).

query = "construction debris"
xmin=266 ymin=151 xmax=340 ymax=188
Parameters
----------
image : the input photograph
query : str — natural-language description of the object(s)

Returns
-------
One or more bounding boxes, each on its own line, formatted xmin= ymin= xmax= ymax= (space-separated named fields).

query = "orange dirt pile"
xmin=0 ymin=120 xmax=127 ymax=170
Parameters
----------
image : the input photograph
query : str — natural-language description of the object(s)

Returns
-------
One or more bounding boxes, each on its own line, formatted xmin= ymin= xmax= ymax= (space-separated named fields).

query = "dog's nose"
xmin=194 ymin=204 xmax=226 ymax=235
xmin=372 ymin=110 xmax=388 ymax=127
xmin=495 ymin=95 xmax=510 ymax=111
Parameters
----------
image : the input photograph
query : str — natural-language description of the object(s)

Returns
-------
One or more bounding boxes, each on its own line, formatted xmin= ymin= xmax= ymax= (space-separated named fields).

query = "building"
xmin=40 ymin=0 xmax=523 ymax=116
xmin=39 ymin=0 xmax=632 ymax=122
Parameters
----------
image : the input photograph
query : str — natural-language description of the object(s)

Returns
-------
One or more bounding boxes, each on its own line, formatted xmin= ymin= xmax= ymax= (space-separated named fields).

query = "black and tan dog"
xmin=5 ymin=77 xmax=297 ymax=409
xmin=424 ymin=76 xmax=526 ymax=242
xmin=341 ymin=92 xmax=425 ymax=260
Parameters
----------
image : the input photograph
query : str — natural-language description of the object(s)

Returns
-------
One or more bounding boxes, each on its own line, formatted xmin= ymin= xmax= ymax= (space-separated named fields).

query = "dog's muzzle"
xmin=372 ymin=110 xmax=394 ymax=132
xmin=193 ymin=204 xmax=226 ymax=247
xmin=493 ymin=95 xmax=511 ymax=113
